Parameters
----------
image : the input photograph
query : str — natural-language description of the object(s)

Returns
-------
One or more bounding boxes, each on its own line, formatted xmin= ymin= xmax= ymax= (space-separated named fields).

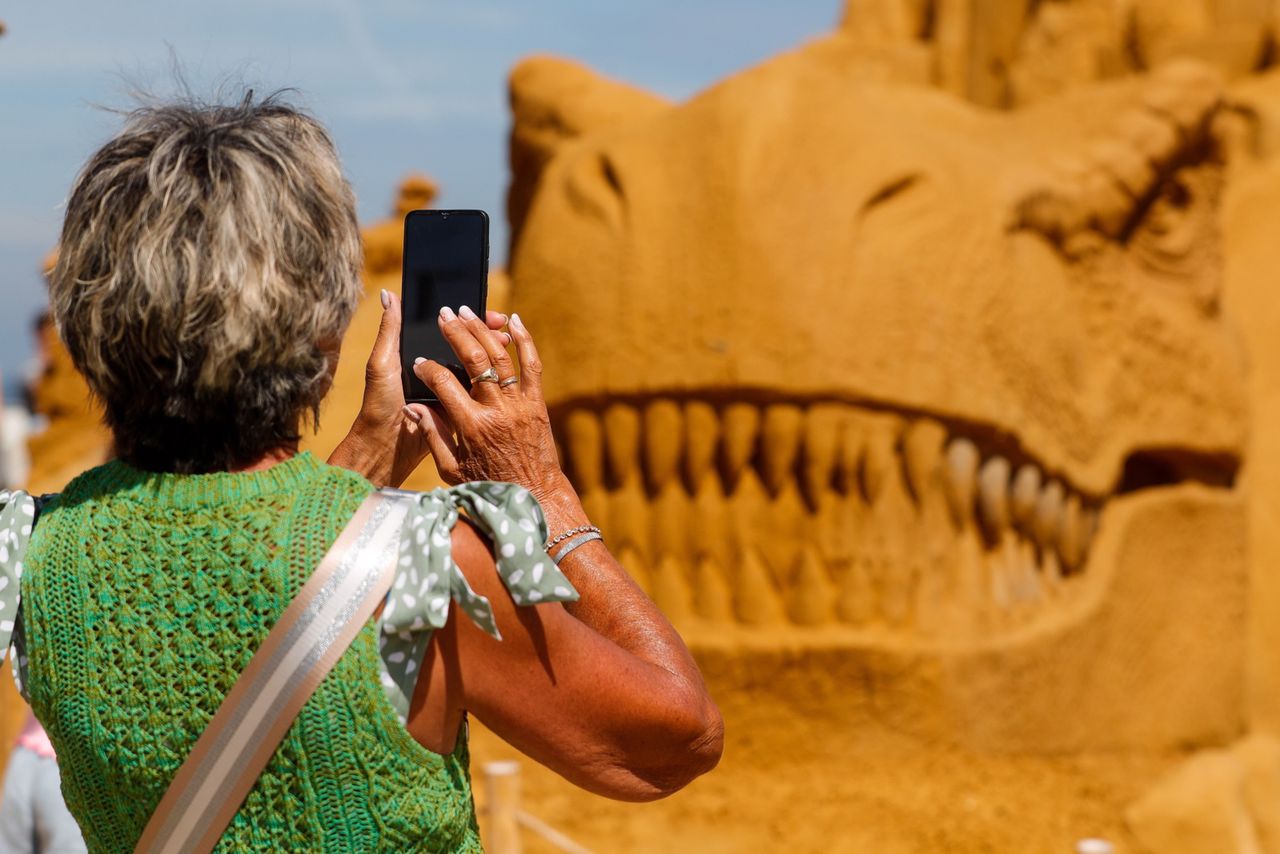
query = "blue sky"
xmin=0 ymin=0 xmax=840 ymax=401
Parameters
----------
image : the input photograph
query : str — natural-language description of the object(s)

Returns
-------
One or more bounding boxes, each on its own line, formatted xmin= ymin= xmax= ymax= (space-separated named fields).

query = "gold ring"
xmin=470 ymin=367 xmax=500 ymax=384
xmin=499 ymin=376 xmax=519 ymax=388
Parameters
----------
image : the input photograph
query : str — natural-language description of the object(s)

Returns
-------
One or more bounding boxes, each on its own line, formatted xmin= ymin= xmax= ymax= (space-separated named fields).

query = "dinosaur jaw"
xmin=554 ymin=394 xmax=1239 ymax=647
xmin=553 ymin=393 xmax=1245 ymax=753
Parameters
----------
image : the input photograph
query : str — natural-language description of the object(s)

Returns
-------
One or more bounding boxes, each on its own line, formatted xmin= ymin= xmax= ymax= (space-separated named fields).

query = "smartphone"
xmin=400 ymin=209 xmax=489 ymax=403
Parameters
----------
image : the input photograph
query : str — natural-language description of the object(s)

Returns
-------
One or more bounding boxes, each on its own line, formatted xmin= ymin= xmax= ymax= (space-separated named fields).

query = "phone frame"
xmin=399 ymin=208 xmax=490 ymax=405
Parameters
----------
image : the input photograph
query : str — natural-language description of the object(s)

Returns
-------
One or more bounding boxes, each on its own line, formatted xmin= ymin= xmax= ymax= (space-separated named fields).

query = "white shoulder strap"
xmin=134 ymin=491 xmax=409 ymax=854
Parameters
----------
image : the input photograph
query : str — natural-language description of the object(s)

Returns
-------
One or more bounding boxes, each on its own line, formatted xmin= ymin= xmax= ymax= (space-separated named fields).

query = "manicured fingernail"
xmin=459 ymin=305 xmax=477 ymax=321
xmin=402 ymin=405 xmax=422 ymax=423
xmin=380 ymin=289 xmax=390 ymax=309
xmin=414 ymin=357 xmax=426 ymax=365
xmin=496 ymin=312 xmax=509 ymax=325
xmin=440 ymin=306 xmax=456 ymax=321
xmin=501 ymin=332 xmax=512 ymax=345
xmin=510 ymin=313 xmax=524 ymax=331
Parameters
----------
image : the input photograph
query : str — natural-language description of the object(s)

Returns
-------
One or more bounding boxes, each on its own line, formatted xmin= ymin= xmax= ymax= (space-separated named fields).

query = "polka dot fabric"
xmin=377 ymin=482 xmax=580 ymax=719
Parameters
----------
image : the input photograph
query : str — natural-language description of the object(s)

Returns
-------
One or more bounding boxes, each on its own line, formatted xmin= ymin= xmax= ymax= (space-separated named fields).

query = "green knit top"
xmin=0 ymin=453 xmax=579 ymax=853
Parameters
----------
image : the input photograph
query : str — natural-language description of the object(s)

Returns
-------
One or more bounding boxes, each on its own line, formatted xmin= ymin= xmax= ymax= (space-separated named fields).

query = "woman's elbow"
xmin=589 ymin=695 xmax=724 ymax=802
xmin=685 ymin=698 xmax=725 ymax=778
xmin=645 ymin=695 xmax=725 ymax=799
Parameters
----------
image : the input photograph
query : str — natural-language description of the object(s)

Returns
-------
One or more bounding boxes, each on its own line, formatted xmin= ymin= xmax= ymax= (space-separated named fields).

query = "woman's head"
xmin=50 ymin=91 xmax=362 ymax=473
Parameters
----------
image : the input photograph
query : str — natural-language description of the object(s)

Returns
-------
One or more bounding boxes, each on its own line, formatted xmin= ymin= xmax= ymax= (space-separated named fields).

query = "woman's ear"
xmin=318 ymin=335 xmax=343 ymax=393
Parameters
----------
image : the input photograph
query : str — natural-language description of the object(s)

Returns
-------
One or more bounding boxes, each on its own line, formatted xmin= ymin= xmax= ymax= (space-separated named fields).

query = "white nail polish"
xmin=511 ymin=313 xmax=524 ymax=330
xmin=440 ymin=306 xmax=456 ymax=321
xmin=402 ymin=405 xmax=422 ymax=423
xmin=380 ymin=289 xmax=390 ymax=309
xmin=414 ymin=357 xmax=426 ymax=365
xmin=459 ymin=305 xmax=477 ymax=321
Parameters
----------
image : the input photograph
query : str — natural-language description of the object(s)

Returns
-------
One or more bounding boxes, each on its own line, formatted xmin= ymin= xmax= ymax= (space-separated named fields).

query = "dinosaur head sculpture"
xmin=509 ymin=33 xmax=1248 ymax=756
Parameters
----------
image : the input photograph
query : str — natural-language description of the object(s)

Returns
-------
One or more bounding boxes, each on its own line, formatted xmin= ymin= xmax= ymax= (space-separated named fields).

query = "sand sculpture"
xmin=478 ymin=3 xmax=1280 ymax=850
xmin=11 ymin=2 xmax=1280 ymax=849
xmin=836 ymin=0 xmax=1275 ymax=106
xmin=360 ymin=172 xmax=439 ymax=279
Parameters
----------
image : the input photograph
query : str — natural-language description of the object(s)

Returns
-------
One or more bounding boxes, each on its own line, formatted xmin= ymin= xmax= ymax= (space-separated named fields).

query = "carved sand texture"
xmin=839 ymin=0 xmax=1277 ymax=107
xmin=1222 ymin=57 xmax=1280 ymax=766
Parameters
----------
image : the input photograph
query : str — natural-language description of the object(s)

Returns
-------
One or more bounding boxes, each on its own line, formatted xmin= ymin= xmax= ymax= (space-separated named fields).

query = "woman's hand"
xmin=409 ymin=306 xmax=567 ymax=499
xmin=329 ymin=290 xmax=509 ymax=487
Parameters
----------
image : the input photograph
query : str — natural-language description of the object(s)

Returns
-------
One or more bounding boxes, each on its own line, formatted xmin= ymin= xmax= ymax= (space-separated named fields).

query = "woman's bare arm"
xmin=534 ymin=476 xmax=717 ymax=715
xmin=410 ymin=518 xmax=721 ymax=801
xmin=400 ymin=308 xmax=722 ymax=800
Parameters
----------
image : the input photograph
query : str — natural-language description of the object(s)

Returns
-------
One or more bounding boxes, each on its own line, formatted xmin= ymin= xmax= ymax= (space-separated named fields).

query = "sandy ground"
xmin=470 ymin=718 xmax=1181 ymax=853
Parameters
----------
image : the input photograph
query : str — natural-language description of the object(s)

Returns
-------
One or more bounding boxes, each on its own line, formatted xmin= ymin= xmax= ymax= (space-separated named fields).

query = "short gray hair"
xmin=51 ymin=91 xmax=362 ymax=472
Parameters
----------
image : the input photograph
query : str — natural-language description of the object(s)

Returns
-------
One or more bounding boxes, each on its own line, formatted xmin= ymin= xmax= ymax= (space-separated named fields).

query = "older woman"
xmin=0 ymin=94 xmax=721 ymax=851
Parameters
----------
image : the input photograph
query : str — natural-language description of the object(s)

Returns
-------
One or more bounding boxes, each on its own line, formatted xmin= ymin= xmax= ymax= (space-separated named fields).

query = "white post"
xmin=483 ymin=761 xmax=523 ymax=854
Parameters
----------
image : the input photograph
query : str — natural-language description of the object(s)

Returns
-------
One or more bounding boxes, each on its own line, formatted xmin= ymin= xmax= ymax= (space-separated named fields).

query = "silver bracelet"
xmin=545 ymin=524 xmax=601 ymax=552
xmin=550 ymin=531 xmax=603 ymax=566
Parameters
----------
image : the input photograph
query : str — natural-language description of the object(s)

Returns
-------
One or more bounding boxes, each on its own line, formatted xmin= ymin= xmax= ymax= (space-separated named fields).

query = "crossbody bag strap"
xmin=134 ymin=490 xmax=410 ymax=854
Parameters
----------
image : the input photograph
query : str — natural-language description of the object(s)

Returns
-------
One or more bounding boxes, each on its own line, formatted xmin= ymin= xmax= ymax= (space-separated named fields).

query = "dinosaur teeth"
xmin=902 ymin=418 xmax=946 ymax=504
xmin=835 ymin=415 xmax=865 ymax=497
xmin=683 ymin=401 xmax=719 ymax=493
xmin=642 ymin=399 xmax=682 ymax=494
xmin=650 ymin=554 xmax=692 ymax=622
xmin=760 ymin=404 xmax=804 ymax=498
xmin=1077 ymin=505 xmax=1100 ymax=571
xmin=977 ymin=455 xmax=1012 ymax=539
xmin=800 ymin=404 xmax=843 ymax=511
xmin=859 ymin=416 xmax=900 ymax=504
xmin=735 ymin=547 xmax=786 ymax=625
xmin=1010 ymin=463 xmax=1042 ymax=531
xmin=553 ymin=400 xmax=1117 ymax=633
xmin=943 ymin=437 xmax=980 ymax=529
xmin=692 ymin=555 xmax=733 ymax=622
xmin=603 ymin=403 xmax=641 ymax=488
xmin=788 ymin=547 xmax=835 ymax=626
xmin=1034 ymin=479 xmax=1065 ymax=554
xmin=1058 ymin=493 xmax=1085 ymax=572
xmin=564 ymin=409 xmax=604 ymax=492
xmin=719 ymin=403 xmax=761 ymax=492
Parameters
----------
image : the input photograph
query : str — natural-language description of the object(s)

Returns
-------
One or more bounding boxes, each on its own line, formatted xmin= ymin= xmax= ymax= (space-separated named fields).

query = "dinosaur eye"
xmin=1127 ymin=164 xmax=1218 ymax=280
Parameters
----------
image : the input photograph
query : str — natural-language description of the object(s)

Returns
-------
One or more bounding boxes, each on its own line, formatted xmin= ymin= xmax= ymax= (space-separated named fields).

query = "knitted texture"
xmin=20 ymin=453 xmax=483 ymax=852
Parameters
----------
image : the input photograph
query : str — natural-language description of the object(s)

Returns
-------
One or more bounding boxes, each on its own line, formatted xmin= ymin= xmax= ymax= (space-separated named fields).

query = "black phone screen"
xmin=400 ymin=209 xmax=489 ymax=403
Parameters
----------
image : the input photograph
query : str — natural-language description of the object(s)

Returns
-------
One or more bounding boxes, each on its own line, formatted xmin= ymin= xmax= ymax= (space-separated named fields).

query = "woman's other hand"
xmin=330 ymin=290 xmax=509 ymax=488
xmin=409 ymin=307 xmax=565 ymax=499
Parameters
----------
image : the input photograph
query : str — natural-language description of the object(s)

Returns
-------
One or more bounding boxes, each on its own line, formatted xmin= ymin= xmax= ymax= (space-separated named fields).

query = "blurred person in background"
xmin=0 ymin=712 xmax=86 ymax=854
xmin=0 ymin=92 xmax=721 ymax=851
